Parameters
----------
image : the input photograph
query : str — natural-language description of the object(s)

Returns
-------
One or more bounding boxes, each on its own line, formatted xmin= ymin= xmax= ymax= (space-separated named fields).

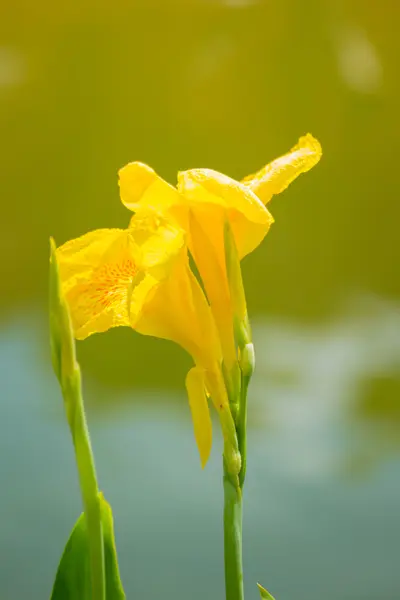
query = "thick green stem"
xmin=223 ymin=221 xmax=255 ymax=600
xmin=223 ymin=463 xmax=244 ymax=600
xmin=65 ymin=369 xmax=105 ymax=600
xmin=224 ymin=365 xmax=251 ymax=600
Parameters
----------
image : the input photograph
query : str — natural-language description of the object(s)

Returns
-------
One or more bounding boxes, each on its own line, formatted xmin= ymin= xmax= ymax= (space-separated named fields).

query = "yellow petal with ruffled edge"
xmin=57 ymin=228 xmax=129 ymax=289
xmin=119 ymin=134 xmax=321 ymax=263
xmin=56 ymin=212 xmax=186 ymax=340
xmin=119 ymin=162 xmax=188 ymax=227
xmin=56 ymin=211 xmax=221 ymax=366
xmin=178 ymin=168 xmax=273 ymax=260
xmin=185 ymin=367 xmax=212 ymax=467
xmin=177 ymin=134 xmax=321 ymax=259
xmin=57 ymin=229 xmax=138 ymax=339
xmin=241 ymin=133 xmax=322 ymax=203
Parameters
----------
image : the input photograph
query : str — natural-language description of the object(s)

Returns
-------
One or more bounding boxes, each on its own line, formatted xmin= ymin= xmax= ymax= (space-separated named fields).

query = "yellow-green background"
xmin=1 ymin=1 xmax=399 ymax=599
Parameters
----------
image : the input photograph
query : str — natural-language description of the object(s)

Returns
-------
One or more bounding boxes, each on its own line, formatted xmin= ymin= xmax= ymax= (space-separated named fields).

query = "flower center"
xmin=93 ymin=258 xmax=137 ymax=308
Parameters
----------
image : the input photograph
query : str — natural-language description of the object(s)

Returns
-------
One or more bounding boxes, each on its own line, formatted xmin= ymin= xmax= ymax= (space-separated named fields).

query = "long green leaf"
xmin=257 ymin=582 xmax=276 ymax=600
xmin=51 ymin=493 xmax=125 ymax=600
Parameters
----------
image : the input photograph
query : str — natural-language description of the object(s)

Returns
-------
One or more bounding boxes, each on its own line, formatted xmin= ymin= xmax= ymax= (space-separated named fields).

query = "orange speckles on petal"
xmin=57 ymin=229 xmax=140 ymax=339
xmin=66 ymin=257 xmax=138 ymax=336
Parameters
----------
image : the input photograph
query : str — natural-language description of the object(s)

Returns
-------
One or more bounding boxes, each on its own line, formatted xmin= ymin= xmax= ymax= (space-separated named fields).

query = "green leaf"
xmin=49 ymin=237 xmax=77 ymax=387
xmin=51 ymin=493 xmax=125 ymax=600
xmin=257 ymin=582 xmax=276 ymax=600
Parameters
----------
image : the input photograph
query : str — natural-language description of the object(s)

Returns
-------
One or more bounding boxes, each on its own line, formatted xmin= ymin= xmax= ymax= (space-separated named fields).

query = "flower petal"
xmin=133 ymin=251 xmax=221 ymax=368
xmin=128 ymin=210 xmax=185 ymax=270
xmin=56 ymin=228 xmax=127 ymax=287
xmin=119 ymin=161 xmax=184 ymax=215
xmin=185 ymin=367 xmax=212 ymax=468
xmin=241 ymin=134 xmax=322 ymax=203
xmin=188 ymin=208 xmax=236 ymax=370
xmin=179 ymin=168 xmax=269 ymax=224
xmin=57 ymin=229 xmax=138 ymax=339
xmin=178 ymin=168 xmax=273 ymax=259
xmin=57 ymin=212 xmax=188 ymax=342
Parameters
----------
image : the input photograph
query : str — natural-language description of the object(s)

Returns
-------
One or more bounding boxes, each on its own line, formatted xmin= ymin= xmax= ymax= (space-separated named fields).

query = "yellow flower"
xmin=119 ymin=134 xmax=322 ymax=373
xmin=56 ymin=211 xmax=227 ymax=467
xmin=56 ymin=134 xmax=321 ymax=472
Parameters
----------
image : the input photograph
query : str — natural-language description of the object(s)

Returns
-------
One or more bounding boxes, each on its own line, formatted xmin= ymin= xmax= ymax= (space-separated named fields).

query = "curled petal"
xmin=241 ymin=134 xmax=322 ymax=204
xmin=178 ymin=168 xmax=273 ymax=259
xmin=119 ymin=161 xmax=185 ymax=215
xmin=179 ymin=168 xmax=269 ymax=224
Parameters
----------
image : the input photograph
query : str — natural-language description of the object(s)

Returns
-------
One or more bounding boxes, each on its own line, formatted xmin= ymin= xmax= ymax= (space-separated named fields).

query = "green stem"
xmin=224 ymin=366 xmax=251 ymax=600
xmin=237 ymin=373 xmax=250 ymax=488
xmin=223 ymin=462 xmax=244 ymax=600
xmin=65 ymin=369 xmax=105 ymax=600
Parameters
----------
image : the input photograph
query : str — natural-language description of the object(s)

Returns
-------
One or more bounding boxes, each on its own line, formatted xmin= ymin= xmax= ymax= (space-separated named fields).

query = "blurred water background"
xmin=1 ymin=1 xmax=400 ymax=599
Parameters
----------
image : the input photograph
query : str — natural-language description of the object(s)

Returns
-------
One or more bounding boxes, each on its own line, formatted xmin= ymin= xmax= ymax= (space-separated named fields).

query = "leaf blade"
xmin=51 ymin=494 xmax=125 ymax=600
xmin=257 ymin=582 xmax=276 ymax=600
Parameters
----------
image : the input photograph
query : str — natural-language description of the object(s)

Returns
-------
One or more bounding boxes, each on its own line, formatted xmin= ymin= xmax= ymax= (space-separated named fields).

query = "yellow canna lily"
xmin=56 ymin=135 xmax=320 ymax=472
xmin=119 ymin=134 xmax=322 ymax=375
xmin=56 ymin=210 xmax=231 ymax=468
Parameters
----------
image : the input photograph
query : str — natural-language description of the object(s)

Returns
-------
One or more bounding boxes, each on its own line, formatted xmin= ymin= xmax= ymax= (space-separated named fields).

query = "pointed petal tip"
xmin=200 ymin=454 xmax=209 ymax=469
xmin=185 ymin=367 xmax=212 ymax=470
xmin=198 ymin=441 xmax=211 ymax=470
xmin=296 ymin=133 xmax=322 ymax=162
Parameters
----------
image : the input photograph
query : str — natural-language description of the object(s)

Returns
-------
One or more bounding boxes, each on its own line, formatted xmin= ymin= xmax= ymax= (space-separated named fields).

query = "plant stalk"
xmin=65 ymin=369 xmax=106 ymax=600
xmin=223 ymin=369 xmax=250 ymax=600
xmin=237 ymin=373 xmax=250 ymax=488
xmin=223 ymin=462 xmax=244 ymax=600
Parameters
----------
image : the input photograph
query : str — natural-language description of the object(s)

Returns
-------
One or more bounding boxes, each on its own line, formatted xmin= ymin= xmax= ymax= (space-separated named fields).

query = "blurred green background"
xmin=1 ymin=1 xmax=400 ymax=599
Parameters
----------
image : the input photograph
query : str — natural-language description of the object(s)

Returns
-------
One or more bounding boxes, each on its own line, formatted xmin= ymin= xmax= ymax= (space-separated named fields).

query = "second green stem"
xmin=223 ymin=370 xmax=250 ymax=600
xmin=223 ymin=463 xmax=244 ymax=600
xmin=65 ymin=369 xmax=106 ymax=600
